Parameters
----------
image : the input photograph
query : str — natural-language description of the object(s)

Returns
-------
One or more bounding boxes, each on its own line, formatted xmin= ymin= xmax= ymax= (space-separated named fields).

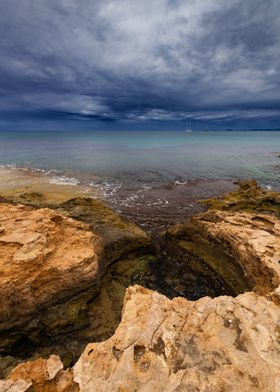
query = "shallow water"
xmin=0 ymin=130 xmax=280 ymax=227
xmin=0 ymin=130 xmax=279 ymax=182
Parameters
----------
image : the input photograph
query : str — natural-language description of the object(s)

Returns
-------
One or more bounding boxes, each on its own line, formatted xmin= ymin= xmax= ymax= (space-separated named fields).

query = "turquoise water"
xmin=0 ymin=130 xmax=279 ymax=188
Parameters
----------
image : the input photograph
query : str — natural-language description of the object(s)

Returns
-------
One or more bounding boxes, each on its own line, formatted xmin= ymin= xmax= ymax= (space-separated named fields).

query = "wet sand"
xmin=0 ymin=167 xmax=93 ymax=204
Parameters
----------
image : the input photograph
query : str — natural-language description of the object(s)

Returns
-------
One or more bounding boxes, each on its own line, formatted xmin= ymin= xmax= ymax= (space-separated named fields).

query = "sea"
xmin=0 ymin=130 xmax=280 ymax=228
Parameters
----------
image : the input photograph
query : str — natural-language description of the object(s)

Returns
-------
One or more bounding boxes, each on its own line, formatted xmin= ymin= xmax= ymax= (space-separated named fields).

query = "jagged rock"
xmin=0 ymin=355 xmax=78 ymax=392
xmin=0 ymin=202 xmax=99 ymax=333
xmin=2 ymin=285 xmax=280 ymax=391
xmin=165 ymin=206 xmax=280 ymax=299
xmin=1 ymin=181 xmax=280 ymax=390
xmin=0 ymin=200 xmax=150 ymax=377
xmin=193 ymin=210 xmax=280 ymax=297
xmin=201 ymin=179 xmax=280 ymax=217
xmin=58 ymin=197 xmax=150 ymax=268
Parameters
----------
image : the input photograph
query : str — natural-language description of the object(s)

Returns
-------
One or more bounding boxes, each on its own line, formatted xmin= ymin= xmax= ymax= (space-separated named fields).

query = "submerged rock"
xmin=1 ymin=285 xmax=280 ymax=392
xmin=201 ymin=179 xmax=280 ymax=216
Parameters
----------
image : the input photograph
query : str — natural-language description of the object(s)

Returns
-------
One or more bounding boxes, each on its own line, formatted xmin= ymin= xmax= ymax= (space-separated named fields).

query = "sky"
xmin=0 ymin=0 xmax=280 ymax=131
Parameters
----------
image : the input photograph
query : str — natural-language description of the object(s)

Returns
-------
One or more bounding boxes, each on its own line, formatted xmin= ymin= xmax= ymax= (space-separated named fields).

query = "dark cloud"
xmin=0 ymin=0 xmax=280 ymax=130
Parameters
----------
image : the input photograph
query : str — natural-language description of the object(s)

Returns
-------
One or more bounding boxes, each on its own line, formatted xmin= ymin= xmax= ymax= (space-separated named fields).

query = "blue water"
xmin=0 ymin=130 xmax=280 ymax=188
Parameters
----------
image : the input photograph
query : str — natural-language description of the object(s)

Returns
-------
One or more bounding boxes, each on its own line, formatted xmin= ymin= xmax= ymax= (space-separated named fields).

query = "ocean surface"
xmin=0 ymin=130 xmax=280 ymax=227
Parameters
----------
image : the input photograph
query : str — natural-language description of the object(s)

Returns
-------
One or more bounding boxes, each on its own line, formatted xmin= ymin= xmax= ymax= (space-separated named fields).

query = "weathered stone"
xmin=0 ymin=355 xmax=78 ymax=392
xmin=193 ymin=210 xmax=280 ymax=297
xmin=1 ymin=181 xmax=280 ymax=390
xmin=0 ymin=199 xmax=150 ymax=377
xmin=59 ymin=197 xmax=150 ymax=267
xmin=201 ymin=179 xmax=280 ymax=217
xmin=0 ymin=202 xmax=99 ymax=333
xmin=2 ymin=286 xmax=280 ymax=391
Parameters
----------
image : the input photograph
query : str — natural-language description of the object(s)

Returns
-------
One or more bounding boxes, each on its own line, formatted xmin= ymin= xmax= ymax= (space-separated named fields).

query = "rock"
xmin=0 ymin=202 xmax=99 ymax=333
xmin=165 ymin=218 xmax=251 ymax=297
xmin=193 ymin=210 xmax=280 ymax=297
xmin=0 ymin=355 xmax=78 ymax=392
xmin=201 ymin=180 xmax=280 ymax=217
xmin=2 ymin=285 xmax=280 ymax=391
xmin=0 ymin=199 xmax=150 ymax=377
xmin=165 ymin=206 xmax=280 ymax=299
xmin=58 ymin=197 xmax=150 ymax=267
xmin=1 ymin=182 xmax=280 ymax=390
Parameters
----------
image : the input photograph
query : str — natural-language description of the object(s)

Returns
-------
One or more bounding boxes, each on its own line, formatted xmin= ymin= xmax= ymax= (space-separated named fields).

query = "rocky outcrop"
xmin=163 ymin=181 xmax=280 ymax=300
xmin=2 ymin=285 xmax=280 ymax=392
xmin=0 ymin=200 xmax=150 ymax=376
xmin=58 ymin=197 xmax=150 ymax=267
xmin=0 ymin=355 xmax=78 ymax=392
xmin=1 ymin=181 xmax=280 ymax=390
xmin=194 ymin=210 xmax=280 ymax=298
xmin=0 ymin=202 xmax=98 ymax=333
xmin=201 ymin=179 xmax=280 ymax=217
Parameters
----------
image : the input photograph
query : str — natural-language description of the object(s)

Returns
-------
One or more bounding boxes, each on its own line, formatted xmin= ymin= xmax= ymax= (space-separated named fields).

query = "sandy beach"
xmin=0 ymin=166 xmax=94 ymax=204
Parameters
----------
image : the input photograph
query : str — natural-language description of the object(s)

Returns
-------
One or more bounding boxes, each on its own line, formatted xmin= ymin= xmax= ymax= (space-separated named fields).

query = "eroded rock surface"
xmin=163 ymin=180 xmax=280 ymax=301
xmin=195 ymin=210 xmax=280 ymax=297
xmin=1 ymin=182 xmax=280 ymax=390
xmin=2 ymin=285 xmax=280 ymax=392
xmin=0 ymin=199 xmax=150 ymax=378
xmin=0 ymin=202 xmax=99 ymax=332
xmin=0 ymin=355 xmax=78 ymax=392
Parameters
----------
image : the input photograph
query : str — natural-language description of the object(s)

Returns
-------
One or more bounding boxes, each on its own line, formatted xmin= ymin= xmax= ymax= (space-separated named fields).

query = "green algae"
xmin=165 ymin=223 xmax=250 ymax=296
xmin=1 ymin=182 xmax=272 ymax=378
xmin=200 ymin=180 xmax=280 ymax=216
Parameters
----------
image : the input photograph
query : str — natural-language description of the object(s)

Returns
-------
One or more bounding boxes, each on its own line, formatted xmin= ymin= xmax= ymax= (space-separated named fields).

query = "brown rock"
xmin=0 ymin=355 xmax=78 ymax=392
xmin=3 ymin=286 xmax=280 ymax=391
xmin=194 ymin=210 xmax=280 ymax=297
xmin=72 ymin=286 xmax=280 ymax=392
xmin=0 ymin=202 xmax=99 ymax=332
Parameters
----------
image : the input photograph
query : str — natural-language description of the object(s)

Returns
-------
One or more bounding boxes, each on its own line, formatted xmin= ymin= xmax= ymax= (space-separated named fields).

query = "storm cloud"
xmin=0 ymin=0 xmax=280 ymax=130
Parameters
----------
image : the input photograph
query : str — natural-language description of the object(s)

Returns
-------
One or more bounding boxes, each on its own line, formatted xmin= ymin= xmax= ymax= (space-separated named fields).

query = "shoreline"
xmin=0 ymin=165 xmax=237 ymax=230
xmin=0 ymin=166 xmax=94 ymax=204
xmin=0 ymin=177 xmax=279 ymax=389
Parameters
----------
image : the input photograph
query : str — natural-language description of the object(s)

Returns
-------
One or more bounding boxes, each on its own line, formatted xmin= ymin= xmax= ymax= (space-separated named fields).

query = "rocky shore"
xmin=0 ymin=180 xmax=280 ymax=391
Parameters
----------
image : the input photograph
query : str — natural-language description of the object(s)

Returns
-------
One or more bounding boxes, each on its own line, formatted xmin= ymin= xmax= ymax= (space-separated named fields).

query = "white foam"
xmin=49 ymin=175 xmax=80 ymax=186
xmin=174 ymin=180 xmax=188 ymax=186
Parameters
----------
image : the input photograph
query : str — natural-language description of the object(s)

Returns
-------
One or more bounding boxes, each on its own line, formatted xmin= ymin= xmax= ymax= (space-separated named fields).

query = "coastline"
xmin=0 ymin=166 xmax=94 ymax=205
xmin=0 ymin=175 xmax=279 ymax=390
xmin=0 ymin=165 xmax=237 ymax=230
xmin=0 ymin=170 xmax=280 ymax=390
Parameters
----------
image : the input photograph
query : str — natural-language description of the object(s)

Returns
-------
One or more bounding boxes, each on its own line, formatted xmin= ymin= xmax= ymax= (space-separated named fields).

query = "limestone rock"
xmin=59 ymin=197 xmax=150 ymax=266
xmin=0 ymin=355 xmax=78 ymax=392
xmin=201 ymin=179 xmax=280 ymax=217
xmin=2 ymin=286 xmax=280 ymax=391
xmin=0 ymin=202 xmax=99 ymax=332
xmin=0 ymin=199 xmax=150 ymax=377
xmin=194 ymin=210 xmax=280 ymax=297
xmin=72 ymin=286 xmax=280 ymax=392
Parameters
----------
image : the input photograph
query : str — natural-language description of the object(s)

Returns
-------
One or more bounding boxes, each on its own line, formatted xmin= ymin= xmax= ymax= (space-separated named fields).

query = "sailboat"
xmin=185 ymin=118 xmax=192 ymax=132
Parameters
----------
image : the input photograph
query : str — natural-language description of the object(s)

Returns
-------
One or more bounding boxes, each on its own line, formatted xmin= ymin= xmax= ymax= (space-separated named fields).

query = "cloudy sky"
xmin=0 ymin=0 xmax=280 ymax=130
